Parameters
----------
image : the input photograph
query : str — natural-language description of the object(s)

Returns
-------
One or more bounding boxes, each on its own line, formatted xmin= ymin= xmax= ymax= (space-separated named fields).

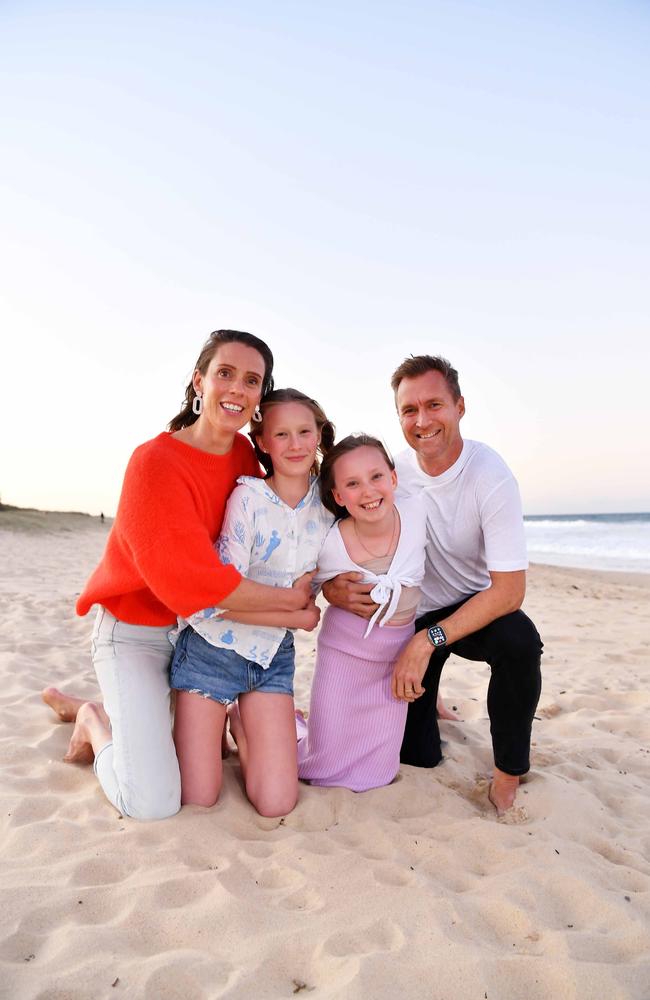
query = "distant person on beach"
xmin=171 ymin=389 xmax=335 ymax=814
xmin=43 ymin=330 xmax=315 ymax=821
xmin=323 ymin=355 xmax=543 ymax=815
xmin=296 ymin=434 xmax=427 ymax=791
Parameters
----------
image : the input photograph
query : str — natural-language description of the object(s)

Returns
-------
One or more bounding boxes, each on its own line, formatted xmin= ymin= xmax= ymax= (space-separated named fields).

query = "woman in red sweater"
xmin=43 ymin=330 xmax=314 ymax=820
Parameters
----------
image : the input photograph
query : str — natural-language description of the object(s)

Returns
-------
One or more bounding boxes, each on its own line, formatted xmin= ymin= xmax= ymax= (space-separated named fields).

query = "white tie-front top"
xmin=313 ymin=495 xmax=427 ymax=637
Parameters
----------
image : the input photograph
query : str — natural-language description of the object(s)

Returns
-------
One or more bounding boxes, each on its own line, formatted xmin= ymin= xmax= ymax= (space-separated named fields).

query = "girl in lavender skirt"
xmin=297 ymin=434 xmax=427 ymax=792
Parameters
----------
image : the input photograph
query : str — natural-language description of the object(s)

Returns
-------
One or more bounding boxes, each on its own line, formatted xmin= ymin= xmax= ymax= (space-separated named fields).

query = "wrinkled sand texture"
xmin=1 ymin=511 xmax=649 ymax=999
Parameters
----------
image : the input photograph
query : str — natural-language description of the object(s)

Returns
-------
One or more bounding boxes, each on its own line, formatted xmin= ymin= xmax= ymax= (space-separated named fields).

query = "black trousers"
xmin=400 ymin=598 xmax=543 ymax=776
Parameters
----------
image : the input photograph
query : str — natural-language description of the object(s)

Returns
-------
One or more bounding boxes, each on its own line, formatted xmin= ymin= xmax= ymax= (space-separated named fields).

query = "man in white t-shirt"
xmin=323 ymin=355 xmax=542 ymax=815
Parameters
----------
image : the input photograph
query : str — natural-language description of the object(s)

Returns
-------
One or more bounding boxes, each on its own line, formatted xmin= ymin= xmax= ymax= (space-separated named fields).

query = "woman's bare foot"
xmin=488 ymin=769 xmax=520 ymax=816
xmin=42 ymin=687 xmax=110 ymax=728
xmin=63 ymin=703 xmax=110 ymax=765
xmin=42 ymin=687 xmax=86 ymax=723
xmin=436 ymin=694 xmax=459 ymax=721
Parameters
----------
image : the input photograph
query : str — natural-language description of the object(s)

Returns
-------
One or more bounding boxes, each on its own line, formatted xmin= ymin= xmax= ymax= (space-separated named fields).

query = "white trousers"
xmin=91 ymin=607 xmax=181 ymax=820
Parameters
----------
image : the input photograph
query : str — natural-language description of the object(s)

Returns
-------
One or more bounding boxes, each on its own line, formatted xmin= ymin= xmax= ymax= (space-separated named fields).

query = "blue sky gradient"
xmin=1 ymin=1 xmax=648 ymax=514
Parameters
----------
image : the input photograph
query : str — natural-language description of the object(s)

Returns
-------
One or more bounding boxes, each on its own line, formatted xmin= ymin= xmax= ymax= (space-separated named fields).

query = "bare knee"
xmin=248 ymin=785 xmax=298 ymax=818
xmin=179 ymin=776 xmax=222 ymax=810
xmin=180 ymin=790 xmax=221 ymax=809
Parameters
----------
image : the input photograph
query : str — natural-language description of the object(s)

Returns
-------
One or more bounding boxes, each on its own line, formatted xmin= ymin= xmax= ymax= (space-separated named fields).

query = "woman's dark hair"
xmin=250 ymin=388 xmax=335 ymax=477
xmin=168 ymin=329 xmax=275 ymax=432
xmin=318 ymin=433 xmax=395 ymax=519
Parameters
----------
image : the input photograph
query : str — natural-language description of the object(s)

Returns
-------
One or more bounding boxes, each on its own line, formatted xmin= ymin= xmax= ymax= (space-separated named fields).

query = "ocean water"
xmin=524 ymin=512 xmax=650 ymax=574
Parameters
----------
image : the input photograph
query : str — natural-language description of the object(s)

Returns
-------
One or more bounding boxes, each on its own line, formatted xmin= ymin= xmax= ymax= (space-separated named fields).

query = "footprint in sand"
xmin=242 ymin=862 xmax=324 ymax=911
xmin=70 ymin=856 xmax=136 ymax=887
xmin=254 ymin=863 xmax=304 ymax=891
xmin=151 ymin=873 xmax=221 ymax=909
xmin=9 ymin=795 xmax=61 ymax=827
xmin=322 ymin=917 xmax=405 ymax=958
xmin=532 ymin=750 xmax=562 ymax=768
xmin=279 ymin=886 xmax=325 ymax=911
xmin=537 ymin=703 xmax=562 ymax=718
xmin=237 ymin=841 xmax=276 ymax=860
xmin=334 ymin=827 xmax=394 ymax=862
xmin=0 ymin=929 xmax=42 ymax=965
xmin=372 ymin=864 xmax=415 ymax=887
xmin=586 ymin=839 xmax=650 ymax=887
xmin=141 ymin=954 xmax=238 ymax=998
xmin=295 ymin=833 xmax=337 ymax=857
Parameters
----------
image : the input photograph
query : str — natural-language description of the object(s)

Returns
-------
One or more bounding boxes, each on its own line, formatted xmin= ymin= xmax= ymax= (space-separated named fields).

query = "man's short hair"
xmin=390 ymin=355 xmax=461 ymax=401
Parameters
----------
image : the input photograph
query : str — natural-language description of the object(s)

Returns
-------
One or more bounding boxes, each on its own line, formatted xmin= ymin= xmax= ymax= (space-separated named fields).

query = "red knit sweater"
xmin=77 ymin=432 xmax=260 ymax=626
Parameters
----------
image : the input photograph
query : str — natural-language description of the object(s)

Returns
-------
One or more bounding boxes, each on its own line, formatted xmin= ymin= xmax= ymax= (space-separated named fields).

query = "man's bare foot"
xmin=488 ymin=768 xmax=520 ymax=816
xmin=436 ymin=694 xmax=459 ymax=721
xmin=63 ymin=703 xmax=108 ymax=765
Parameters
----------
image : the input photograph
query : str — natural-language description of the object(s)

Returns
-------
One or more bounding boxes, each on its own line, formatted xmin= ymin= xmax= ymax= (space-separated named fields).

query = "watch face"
xmin=428 ymin=625 xmax=447 ymax=647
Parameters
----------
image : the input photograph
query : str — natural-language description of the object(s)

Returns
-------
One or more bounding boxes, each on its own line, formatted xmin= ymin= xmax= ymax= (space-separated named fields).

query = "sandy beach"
xmin=1 ymin=510 xmax=649 ymax=1000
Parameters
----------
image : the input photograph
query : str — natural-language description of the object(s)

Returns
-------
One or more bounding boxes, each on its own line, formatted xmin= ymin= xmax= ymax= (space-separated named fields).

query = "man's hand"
xmin=321 ymin=572 xmax=378 ymax=620
xmin=292 ymin=598 xmax=321 ymax=632
xmin=391 ymin=631 xmax=432 ymax=702
xmin=290 ymin=571 xmax=316 ymax=610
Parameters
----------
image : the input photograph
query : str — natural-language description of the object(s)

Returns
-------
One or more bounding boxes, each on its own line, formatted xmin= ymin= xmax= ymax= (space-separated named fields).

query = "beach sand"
xmin=1 ymin=511 xmax=649 ymax=999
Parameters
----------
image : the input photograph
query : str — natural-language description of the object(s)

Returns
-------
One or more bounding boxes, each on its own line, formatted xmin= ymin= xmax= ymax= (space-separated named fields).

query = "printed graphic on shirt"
xmin=184 ymin=476 xmax=334 ymax=668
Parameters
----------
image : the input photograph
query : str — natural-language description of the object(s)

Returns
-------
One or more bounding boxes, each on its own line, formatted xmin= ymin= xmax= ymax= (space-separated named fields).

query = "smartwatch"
xmin=426 ymin=624 xmax=447 ymax=649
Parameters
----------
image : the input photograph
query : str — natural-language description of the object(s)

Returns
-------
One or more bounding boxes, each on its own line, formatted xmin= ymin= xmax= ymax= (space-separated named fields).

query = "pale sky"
xmin=2 ymin=0 xmax=649 ymax=517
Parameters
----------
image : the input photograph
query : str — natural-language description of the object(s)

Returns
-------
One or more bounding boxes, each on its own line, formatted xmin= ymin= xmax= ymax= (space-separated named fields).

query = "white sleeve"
xmin=311 ymin=524 xmax=357 ymax=592
xmin=479 ymin=476 xmax=528 ymax=572
xmin=190 ymin=488 xmax=254 ymax=622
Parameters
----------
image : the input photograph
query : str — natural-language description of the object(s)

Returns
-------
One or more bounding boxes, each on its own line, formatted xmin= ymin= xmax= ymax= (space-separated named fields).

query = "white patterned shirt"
xmin=184 ymin=477 xmax=334 ymax=667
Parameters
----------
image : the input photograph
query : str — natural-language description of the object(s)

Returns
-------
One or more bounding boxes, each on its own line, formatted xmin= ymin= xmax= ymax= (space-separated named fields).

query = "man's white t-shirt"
xmin=395 ymin=439 xmax=528 ymax=615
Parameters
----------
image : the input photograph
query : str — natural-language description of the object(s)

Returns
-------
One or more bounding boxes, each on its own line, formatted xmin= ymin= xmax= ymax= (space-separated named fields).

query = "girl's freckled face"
xmin=258 ymin=402 xmax=320 ymax=479
xmin=331 ymin=446 xmax=397 ymax=522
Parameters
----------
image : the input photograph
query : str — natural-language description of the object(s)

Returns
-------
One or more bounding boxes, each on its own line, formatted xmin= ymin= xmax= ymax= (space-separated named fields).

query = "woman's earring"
xmin=252 ymin=406 xmax=262 ymax=423
xmin=192 ymin=394 xmax=203 ymax=415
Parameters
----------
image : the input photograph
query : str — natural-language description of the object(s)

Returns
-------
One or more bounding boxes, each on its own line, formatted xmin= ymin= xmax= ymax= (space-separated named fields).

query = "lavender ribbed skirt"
xmin=296 ymin=606 xmax=414 ymax=792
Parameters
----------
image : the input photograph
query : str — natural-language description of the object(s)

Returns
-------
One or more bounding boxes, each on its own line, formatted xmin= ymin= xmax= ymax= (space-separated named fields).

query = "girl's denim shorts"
xmin=170 ymin=627 xmax=295 ymax=705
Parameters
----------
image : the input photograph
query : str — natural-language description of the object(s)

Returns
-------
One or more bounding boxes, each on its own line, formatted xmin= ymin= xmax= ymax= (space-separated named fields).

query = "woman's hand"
xmin=321 ymin=572 xmax=378 ymax=619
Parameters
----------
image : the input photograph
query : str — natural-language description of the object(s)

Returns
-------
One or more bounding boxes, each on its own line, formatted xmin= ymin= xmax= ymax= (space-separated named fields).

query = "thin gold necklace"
xmin=353 ymin=506 xmax=398 ymax=560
